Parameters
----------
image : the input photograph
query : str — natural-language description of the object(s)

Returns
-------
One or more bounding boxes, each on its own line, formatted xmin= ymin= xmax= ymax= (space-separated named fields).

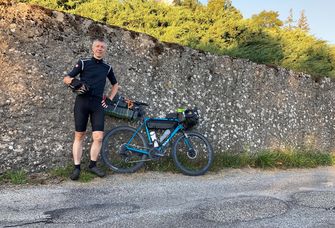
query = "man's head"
xmin=92 ymin=38 xmax=107 ymax=60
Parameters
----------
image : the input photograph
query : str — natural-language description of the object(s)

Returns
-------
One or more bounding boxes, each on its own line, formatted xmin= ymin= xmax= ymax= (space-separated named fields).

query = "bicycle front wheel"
xmin=172 ymin=132 xmax=213 ymax=176
xmin=101 ymin=126 xmax=148 ymax=173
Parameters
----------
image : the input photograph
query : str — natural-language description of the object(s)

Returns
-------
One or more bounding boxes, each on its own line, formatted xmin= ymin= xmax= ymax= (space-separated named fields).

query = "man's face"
xmin=92 ymin=41 xmax=106 ymax=59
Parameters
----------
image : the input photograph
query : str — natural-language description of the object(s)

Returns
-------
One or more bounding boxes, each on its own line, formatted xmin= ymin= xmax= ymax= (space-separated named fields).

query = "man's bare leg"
xmin=90 ymin=131 xmax=104 ymax=161
xmin=73 ymin=131 xmax=86 ymax=164
xmin=88 ymin=131 xmax=105 ymax=177
xmin=70 ymin=131 xmax=86 ymax=180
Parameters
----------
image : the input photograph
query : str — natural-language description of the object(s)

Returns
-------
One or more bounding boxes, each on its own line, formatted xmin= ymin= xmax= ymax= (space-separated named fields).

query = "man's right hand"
xmin=63 ymin=76 xmax=73 ymax=85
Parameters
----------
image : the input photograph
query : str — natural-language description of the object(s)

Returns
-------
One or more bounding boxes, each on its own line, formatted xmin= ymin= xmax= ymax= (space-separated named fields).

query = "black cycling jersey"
xmin=68 ymin=56 xmax=117 ymax=132
xmin=68 ymin=57 xmax=117 ymax=98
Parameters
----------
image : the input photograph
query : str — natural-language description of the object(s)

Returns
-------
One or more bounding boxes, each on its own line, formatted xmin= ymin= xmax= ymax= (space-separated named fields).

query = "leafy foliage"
xmin=20 ymin=0 xmax=335 ymax=77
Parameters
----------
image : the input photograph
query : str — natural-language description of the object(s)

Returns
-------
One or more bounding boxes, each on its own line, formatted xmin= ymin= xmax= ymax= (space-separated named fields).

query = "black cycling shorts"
xmin=74 ymin=95 xmax=104 ymax=132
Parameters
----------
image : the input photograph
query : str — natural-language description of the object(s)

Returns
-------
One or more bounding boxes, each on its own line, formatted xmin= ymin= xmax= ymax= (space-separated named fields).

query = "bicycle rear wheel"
xmin=172 ymin=132 xmax=213 ymax=176
xmin=101 ymin=126 xmax=148 ymax=173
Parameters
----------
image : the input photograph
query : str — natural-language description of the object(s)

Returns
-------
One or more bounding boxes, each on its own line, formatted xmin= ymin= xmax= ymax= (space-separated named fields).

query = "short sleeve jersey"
xmin=67 ymin=57 xmax=117 ymax=98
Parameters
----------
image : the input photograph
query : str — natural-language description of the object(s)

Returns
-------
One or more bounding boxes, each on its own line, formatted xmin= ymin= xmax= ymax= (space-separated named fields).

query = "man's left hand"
xmin=101 ymin=96 xmax=109 ymax=108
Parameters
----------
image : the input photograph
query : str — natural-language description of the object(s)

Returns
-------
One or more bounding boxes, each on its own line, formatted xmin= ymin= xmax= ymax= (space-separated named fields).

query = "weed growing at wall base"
xmin=0 ymin=170 xmax=28 ymax=185
xmin=50 ymin=164 xmax=109 ymax=183
xmin=211 ymin=149 xmax=335 ymax=171
xmin=1 ymin=150 xmax=334 ymax=185
xmin=143 ymin=148 xmax=335 ymax=172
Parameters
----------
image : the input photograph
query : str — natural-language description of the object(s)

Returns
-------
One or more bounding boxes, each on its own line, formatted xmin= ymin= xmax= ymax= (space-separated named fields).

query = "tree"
xmin=297 ymin=10 xmax=309 ymax=31
xmin=250 ymin=10 xmax=283 ymax=28
xmin=224 ymin=0 xmax=232 ymax=9
xmin=302 ymin=42 xmax=333 ymax=76
xmin=279 ymin=29 xmax=334 ymax=76
xmin=207 ymin=0 xmax=232 ymax=16
xmin=284 ymin=8 xmax=294 ymax=29
xmin=330 ymin=45 xmax=335 ymax=76
xmin=172 ymin=0 xmax=182 ymax=5
xmin=71 ymin=0 xmax=109 ymax=22
xmin=26 ymin=0 xmax=59 ymax=9
xmin=181 ymin=0 xmax=199 ymax=10
xmin=23 ymin=0 xmax=335 ymax=77
xmin=56 ymin=0 xmax=89 ymax=10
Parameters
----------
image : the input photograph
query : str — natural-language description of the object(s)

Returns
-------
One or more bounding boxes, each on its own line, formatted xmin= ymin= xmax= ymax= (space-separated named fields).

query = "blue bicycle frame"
xmin=124 ymin=117 xmax=185 ymax=156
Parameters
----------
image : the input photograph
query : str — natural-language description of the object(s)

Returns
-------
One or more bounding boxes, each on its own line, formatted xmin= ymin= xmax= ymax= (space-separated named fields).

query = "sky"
xmin=199 ymin=0 xmax=335 ymax=45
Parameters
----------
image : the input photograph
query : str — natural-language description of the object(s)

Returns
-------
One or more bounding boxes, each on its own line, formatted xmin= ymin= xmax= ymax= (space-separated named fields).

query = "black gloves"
xmin=69 ymin=79 xmax=89 ymax=95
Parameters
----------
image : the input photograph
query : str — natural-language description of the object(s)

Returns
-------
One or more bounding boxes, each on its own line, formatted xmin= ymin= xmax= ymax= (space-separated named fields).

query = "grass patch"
xmin=1 ymin=149 xmax=334 ymax=186
xmin=0 ymin=170 xmax=28 ymax=185
xmin=0 ymin=163 xmax=108 ymax=185
xmin=254 ymin=149 xmax=334 ymax=168
xmin=49 ymin=164 xmax=74 ymax=180
xmin=78 ymin=171 xmax=96 ymax=182
xmin=144 ymin=157 xmax=179 ymax=173
xmin=144 ymin=148 xmax=335 ymax=173
xmin=212 ymin=149 xmax=335 ymax=171
xmin=50 ymin=164 xmax=108 ymax=183
xmin=212 ymin=152 xmax=251 ymax=170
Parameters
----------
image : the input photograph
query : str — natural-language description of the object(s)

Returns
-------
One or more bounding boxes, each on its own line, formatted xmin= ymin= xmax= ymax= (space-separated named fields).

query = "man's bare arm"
xmin=108 ymin=83 xmax=119 ymax=100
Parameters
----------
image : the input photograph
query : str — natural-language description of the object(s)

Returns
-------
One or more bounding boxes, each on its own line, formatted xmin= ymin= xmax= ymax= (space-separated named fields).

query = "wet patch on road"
xmin=185 ymin=196 xmax=288 ymax=225
xmin=44 ymin=203 xmax=140 ymax=224
xmin=292 ymin=191 xmax=335 ymax=209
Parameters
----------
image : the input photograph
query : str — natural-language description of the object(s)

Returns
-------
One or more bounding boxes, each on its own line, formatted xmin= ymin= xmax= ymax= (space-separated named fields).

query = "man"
xmin=63 ymin=38 xmax=119 ymax=180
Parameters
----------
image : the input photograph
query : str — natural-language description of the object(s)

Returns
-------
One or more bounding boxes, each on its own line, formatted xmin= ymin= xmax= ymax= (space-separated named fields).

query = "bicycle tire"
xmin=172 ymin=131 xmax=213 ymax=176
xmin=101 ymin=126 xmax=148 ymax=173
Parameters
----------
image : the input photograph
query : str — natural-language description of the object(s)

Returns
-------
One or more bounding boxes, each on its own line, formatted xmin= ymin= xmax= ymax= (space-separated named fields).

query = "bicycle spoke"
xmin=172 ymin=132 xmax=213 ymax=176
xmin=101 ymin=126 xmax=147 ymax=173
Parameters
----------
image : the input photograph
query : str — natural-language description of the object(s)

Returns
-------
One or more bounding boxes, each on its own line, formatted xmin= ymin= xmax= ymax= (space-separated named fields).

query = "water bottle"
xmin=159 ymin=129 xmax=171 ymax=143
xmin=150 ymin=131 xmax=159 ymax=147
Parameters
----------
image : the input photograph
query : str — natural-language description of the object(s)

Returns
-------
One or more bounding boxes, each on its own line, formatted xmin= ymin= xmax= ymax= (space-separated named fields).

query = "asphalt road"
xmin=1 ymin=167 xmax=335 ymax=227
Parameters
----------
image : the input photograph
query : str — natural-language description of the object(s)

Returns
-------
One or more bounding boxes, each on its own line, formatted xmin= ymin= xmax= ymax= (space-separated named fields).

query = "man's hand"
xmin=101 ymin=96 xmax=109 ymax=108
xmin=63 ymin=76 xmax=73 ymax=85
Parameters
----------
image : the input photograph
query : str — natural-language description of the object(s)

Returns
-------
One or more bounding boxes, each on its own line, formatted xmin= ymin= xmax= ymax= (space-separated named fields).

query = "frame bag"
xmin=104 ymin=94 xmax=147 ymax=120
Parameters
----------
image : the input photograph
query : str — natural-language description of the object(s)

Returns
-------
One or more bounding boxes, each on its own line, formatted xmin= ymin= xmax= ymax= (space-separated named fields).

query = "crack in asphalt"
xmin=3 ymin=219 xmax=50 ymax=227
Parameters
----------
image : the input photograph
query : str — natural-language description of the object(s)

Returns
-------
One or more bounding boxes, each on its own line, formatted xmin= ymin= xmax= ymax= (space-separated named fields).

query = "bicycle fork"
xmin=183 ymin=132 xmax=197 ymax=159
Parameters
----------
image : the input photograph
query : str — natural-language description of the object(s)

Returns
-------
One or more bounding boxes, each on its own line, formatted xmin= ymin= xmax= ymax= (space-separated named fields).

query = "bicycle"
xmin=101 ymin=107 xmax=214 ymax=176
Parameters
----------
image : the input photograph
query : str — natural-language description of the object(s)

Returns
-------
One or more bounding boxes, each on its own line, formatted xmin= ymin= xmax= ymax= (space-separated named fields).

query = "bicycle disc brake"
xmin=187 ymin=148 xmax=197 ymax=159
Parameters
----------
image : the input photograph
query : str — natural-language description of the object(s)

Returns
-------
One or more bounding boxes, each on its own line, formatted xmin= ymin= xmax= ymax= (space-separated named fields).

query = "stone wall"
xmin=1 ymin=1 xmax=335 ymax=172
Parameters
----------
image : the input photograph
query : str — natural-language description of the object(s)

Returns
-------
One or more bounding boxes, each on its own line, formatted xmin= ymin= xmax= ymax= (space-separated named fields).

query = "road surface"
xmin=1 ymin=167 xmax=335 ymax=227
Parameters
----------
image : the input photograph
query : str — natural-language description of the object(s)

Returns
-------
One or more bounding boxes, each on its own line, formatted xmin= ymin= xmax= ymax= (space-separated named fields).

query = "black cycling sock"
xmin=74 ymin=164 xmax=81 ymax=170
xmin=89 ymin=160 xmax=97 ymax=168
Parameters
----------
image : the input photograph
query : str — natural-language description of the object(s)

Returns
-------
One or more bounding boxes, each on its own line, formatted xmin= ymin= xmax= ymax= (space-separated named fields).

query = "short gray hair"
xmin=92 ymin=38 xmax=107 ymax=48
